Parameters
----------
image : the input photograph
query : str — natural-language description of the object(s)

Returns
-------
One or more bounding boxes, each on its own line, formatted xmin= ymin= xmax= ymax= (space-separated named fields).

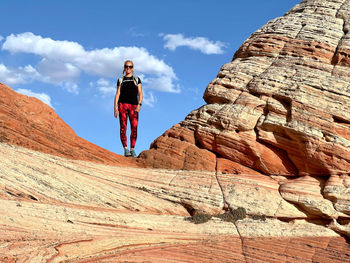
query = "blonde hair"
xmin=123 ymin=60 xmax=137 ymax=86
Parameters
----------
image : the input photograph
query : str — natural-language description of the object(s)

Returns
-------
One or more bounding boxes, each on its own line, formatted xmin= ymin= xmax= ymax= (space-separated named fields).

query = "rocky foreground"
xmin=1 ymin=0 xmax=350 ymax=261
xmin=1 ymin=142 xmax=349 ymax=262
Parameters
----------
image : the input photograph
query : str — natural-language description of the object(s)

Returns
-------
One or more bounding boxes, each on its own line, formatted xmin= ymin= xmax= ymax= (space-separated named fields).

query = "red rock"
xmin=216 ymin=158 xmax=263 ymax=175
xmin=140 ymin=0 xmax=350 ymax=177
xmin=1 ymin=142 xmax=349 ymax=262
xmin=139 ymin=124 xmax=216 ymax=171
xmin=2 ymin=0 xmax=350 ymax=261
xmin=241 ymin=236 xmax=350 ymax=263
xmin=279 ymin=176 xmax=346 ymax=219
xmin=0 ymin=83 xmax=147 ymax=168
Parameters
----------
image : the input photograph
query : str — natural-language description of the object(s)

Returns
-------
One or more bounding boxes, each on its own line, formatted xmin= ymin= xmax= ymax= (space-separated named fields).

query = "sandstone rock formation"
xmin=140 ymin=0 xmax=350 ymax=177
xmin=1 ymin=142 xmax=350 ymax=262
xmin=139 ymin=0 xmax=350 ymax=246
xmin=2 ymin=0 xmax=350 ymax=262
xmin=0 ymin=83 xmax=147 ymax=168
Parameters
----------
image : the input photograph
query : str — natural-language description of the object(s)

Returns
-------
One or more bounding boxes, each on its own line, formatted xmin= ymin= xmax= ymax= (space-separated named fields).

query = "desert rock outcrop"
xmin=0 ymin=83 xmax=147 ymax=168
xmin=1 ymin=142 xmax=350 ymax=262
xmin=140 ymin=0 xmax=350 ymax=177
xmin=2 ymin=0 xmax=350 ymax=261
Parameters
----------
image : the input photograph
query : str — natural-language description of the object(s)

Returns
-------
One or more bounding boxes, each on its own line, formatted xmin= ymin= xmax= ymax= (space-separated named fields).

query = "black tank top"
xmin=117 ymin=76 xmax=141 ymax=105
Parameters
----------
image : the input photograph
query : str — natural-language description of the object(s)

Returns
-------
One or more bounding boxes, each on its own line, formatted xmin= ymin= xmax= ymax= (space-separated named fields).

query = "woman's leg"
xmin=128 ymin=104 xmax=139 ymax=149
xmin=118 ymin=103 xmax=128 ymax=148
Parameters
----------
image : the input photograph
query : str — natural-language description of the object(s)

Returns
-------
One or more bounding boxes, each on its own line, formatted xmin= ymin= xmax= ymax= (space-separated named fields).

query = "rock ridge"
xmin=140 ymin=0 xmax=350 ymax=177
xmin=137 ymin=0 xmax=350 ymax=252
xmin=0 ymin=83 xmax=147 ymax=168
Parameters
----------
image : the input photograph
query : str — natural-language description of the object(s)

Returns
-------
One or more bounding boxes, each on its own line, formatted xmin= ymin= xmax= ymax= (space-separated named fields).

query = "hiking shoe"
xmin=124 ymin=149 xmax=131 ymax=157
xmin=130 ymin=149 xmax=137 ymax=157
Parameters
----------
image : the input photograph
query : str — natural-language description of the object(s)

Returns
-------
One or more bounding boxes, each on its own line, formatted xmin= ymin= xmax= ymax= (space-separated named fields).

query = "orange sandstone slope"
xmin=0 ymin=83 xmax=147 ymax=168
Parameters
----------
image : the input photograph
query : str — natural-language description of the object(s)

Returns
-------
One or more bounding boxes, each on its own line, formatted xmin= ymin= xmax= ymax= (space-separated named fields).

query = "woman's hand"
xmin=136 ymin=105 xmax=141 ymax=112
xmin=114 ymin=108 xmax=119 ymax=118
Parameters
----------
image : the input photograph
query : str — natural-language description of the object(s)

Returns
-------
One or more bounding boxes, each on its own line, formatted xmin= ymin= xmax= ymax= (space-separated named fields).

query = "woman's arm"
xmin=136 ymin=83 xmax=143 ymax=112
xmin=114 ymin=84 xmax=121 ymax=118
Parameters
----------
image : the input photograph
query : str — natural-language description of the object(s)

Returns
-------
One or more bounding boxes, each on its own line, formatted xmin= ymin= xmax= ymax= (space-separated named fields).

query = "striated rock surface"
xmin=140 ymin=0 xmax=350 ymax=177
xmin=0 ymin=83 xmax=147 ymax=168
xmin=324 ymin=174 xmax=350 ymax=215
xmin=140 ymin=124 xmax=217 ymax=171
xmin=1 ymin=142 xmax=350 ymax=262
xmin=2 ymin=0 xmax=350 ymax=261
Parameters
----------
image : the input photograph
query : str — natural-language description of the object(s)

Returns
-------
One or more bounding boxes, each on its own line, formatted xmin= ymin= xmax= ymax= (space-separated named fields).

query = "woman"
xmin=114 ymin=60 xmax=143 ymax=157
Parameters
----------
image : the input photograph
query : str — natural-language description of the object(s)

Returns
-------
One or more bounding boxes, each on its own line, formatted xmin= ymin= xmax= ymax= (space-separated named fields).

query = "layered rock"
xmin=1 ymin=142 xmax=350 ymax=262
xmin=140 ymin=124 xmax=217 ymax=171
xmin=0 ymin=83 xmax=147 ymax=168
xmin=2 ymin=0 xmax=350 ymax=261
xmin=140 ymin=0 xmax=350 ymax=177
xmin=136 ymin=2 xmax=350 ymax=258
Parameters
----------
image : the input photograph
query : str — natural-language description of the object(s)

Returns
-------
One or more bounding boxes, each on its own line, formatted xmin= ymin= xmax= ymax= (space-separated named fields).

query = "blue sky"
xmin=0 ymin=0 xmax=300 ymax=155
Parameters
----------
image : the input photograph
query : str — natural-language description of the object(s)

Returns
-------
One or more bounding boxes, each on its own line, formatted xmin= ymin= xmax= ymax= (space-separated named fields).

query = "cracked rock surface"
xmin=1 ymin=142 xmax=349 ymax=262
xmin=138 ymin=0 xmax=350 ymax=251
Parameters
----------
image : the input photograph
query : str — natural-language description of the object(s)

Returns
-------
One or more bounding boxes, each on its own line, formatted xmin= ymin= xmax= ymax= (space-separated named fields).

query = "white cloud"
xmin=60 ymin=82 xmax=79 ymax=94
xmin=143 ymin=91 xmax=156 ymax=107
xmin=142 ymin=75 xmax=180 ymax=93
xmin=0 ymin=63 xmax=79 ymax=94
xmin=95 ymin=78 xmax=116 ymax=97
xmin=0 ymin=35 xmax=3 ymax=42
xmin=36 ymin=58 xmax=81 ymax=83
xmin=16 ymin=88 xmax=54 ymax=109
xmin=0 ymin=63 xmax=41 ymax=85
xmin=35 ymin=58 xmax=80 ymax=94
xmin=2 ymin=32 xmax=178 ymax=93
xmin=97 ymin=78 xmax=110 ymax=86
xmin=3 ymin=32 xmax=85 ymax=60
xmin=162 ymin=33 xmax=226 ymax=54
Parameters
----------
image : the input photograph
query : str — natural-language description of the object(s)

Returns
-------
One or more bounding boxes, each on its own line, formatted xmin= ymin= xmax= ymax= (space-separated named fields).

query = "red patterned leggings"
xmin=118 ymin=103 xmax=139 ymax=149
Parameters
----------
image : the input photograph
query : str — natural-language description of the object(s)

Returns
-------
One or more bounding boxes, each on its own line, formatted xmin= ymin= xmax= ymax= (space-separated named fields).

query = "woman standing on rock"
xmin=114 ymin=60 xmax=143 ymax=157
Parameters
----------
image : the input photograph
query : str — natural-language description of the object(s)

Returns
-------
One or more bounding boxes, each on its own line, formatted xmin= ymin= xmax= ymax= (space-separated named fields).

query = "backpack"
xmin=118 ymin=75 xmax=139 ymax=87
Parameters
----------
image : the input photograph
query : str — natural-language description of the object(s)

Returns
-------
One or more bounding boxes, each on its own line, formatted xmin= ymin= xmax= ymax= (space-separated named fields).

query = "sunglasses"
xmin=124 ymin=65 xmax=133 ymax=69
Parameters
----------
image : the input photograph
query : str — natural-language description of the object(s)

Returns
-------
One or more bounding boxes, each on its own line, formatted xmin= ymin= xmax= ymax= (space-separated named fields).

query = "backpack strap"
xmin=118 ymin=75 xmax=139 ymax=87
xmin=133 ymin=75 xmax=139 ymax=85
xmin=118 ymin=77 xmax=123 ymax=87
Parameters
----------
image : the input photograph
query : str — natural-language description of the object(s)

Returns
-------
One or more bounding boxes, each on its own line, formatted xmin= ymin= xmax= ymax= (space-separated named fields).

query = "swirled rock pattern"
xmin=137 ymin=1 xmax=350 ymax=258
xmin=141 ymin=0 xmax=350 ymax=177
xmin=2 ymin=0 xmax=350 ymax=261
xmin=1 ymin=142 xmax=349 ymax=263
